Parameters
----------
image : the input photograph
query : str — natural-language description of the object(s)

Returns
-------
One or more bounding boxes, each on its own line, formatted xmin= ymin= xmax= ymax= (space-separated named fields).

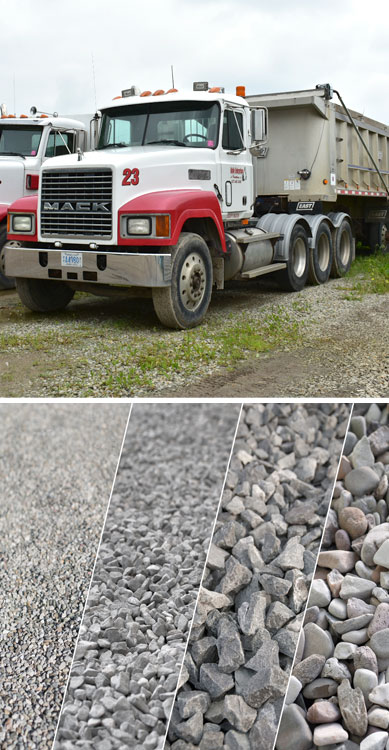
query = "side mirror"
xmin=251 ymin=107 xmax=268 ymax=144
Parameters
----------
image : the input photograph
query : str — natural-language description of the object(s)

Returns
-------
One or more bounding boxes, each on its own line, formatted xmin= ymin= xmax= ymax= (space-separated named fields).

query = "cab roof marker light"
xmin=39 ymin=114 xmax=48 ymax=118
xmin=166 ymin=88 xmax=178 ymax=93
xmin=20 ymin=114 xmax=28 ymax=118
xmin=153 ymin=90 xmax=165 ymax=96
xmin=140 ymin=91 xmax=152 ymax=97
xmin=208 ymin=86 xmax=225 ymax=93
xmin=112 ymin=95 xmax=122 ymax=100
xmin=236 ymin=85 xmax=246 ymax=97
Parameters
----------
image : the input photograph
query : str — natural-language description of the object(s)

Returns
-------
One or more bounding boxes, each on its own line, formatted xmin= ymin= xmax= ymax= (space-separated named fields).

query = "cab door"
xmin=219 ymin=107 xmax=252 ymax=220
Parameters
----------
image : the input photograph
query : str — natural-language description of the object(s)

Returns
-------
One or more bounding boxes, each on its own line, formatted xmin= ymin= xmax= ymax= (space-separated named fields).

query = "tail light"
xmin=26 ymin=174 xmax=39 ymax=190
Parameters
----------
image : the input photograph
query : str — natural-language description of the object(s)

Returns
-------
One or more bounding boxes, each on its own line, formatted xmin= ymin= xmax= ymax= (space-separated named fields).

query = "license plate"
xmin=61 ymin=251 xmax=83 ymax=268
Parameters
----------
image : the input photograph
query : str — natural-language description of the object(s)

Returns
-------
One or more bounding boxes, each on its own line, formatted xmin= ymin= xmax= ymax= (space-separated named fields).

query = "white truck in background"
xmin=2 ymin=83 xmax=388 ymax=327
xmin=0 ymin=107 xmax=96 ymax=287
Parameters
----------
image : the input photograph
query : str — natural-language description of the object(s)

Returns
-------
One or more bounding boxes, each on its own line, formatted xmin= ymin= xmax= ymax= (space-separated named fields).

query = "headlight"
xmin=12 ymin=214 xmax=33 ymax=232
xmin=127 ymin=217 xmax=151 ymax=235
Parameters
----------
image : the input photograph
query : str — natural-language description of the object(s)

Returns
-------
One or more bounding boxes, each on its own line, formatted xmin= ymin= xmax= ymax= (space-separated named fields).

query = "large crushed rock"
xmin=276 ymin=402 xmax=389 ymax=750
xmin=53 ymin=403 xmax=240 ymax=750
xmin=0 ymin=404 xmax=129 ymax=749
xmin=166 ymin=403 xmax=349 ymax=749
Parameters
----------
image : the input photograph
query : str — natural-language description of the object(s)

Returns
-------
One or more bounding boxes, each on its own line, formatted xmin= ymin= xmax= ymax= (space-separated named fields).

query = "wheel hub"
xmin=180 ymin=253 xmax=206 ymax=311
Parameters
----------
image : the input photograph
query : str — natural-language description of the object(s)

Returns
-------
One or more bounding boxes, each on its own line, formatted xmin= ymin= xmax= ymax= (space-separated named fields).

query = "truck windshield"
xmin=0 ymin=125 xmax=43 ymax=156
xmin=97 ymin=100 xmax=220 ymax=149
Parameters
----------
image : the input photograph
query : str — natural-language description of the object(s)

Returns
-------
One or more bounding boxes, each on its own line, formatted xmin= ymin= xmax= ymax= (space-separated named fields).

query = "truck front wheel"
xmin=16 ymin=278 xmax=75 ymax=312
xmin=278 ymin=225 xmax=309 ymax=292
xmin=152 ymin=233 xmax=213 ymax=329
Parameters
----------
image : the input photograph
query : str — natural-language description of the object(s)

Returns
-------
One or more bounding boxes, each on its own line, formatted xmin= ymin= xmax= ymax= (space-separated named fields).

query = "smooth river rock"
xmin=275 ymin=704 xmax=312 ymax=750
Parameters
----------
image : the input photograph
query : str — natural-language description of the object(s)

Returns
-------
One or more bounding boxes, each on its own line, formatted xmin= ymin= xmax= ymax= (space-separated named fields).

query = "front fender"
xmin=117 ymin=189 xmax=226 ymax=252
xmin=0 ymin=203 xmax=9 ymax=223
xmin=7 ymin=195 xmax=38 ymax=242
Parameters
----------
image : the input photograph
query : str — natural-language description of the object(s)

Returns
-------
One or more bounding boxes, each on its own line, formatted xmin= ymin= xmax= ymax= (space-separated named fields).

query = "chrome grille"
xmin=40 ymin=169 xmax=113 ymax=239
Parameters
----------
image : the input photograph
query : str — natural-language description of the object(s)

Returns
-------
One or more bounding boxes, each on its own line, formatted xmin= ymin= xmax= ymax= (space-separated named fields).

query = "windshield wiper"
xmin=96 ymin=142 xmax=128 ymax=150
xmin=146 ymin=139 xmax=186 ymax=147
xmin=0 ymin=151 xmax=26 ymax=158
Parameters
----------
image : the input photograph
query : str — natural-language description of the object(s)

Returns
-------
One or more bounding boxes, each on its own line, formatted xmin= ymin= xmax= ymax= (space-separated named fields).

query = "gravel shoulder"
xmin=0 ymin=271 xmax=387 ymax=398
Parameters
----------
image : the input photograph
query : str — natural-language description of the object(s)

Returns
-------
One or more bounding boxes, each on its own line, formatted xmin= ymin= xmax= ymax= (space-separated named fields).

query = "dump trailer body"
xmin=246 ymin=87 xmax=389 ymax=207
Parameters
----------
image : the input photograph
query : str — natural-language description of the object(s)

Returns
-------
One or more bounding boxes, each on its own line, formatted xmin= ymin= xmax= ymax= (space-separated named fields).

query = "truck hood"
xmin=0 ymin=158 xmax=25 ymax=208
xmin=41 ymin=146 xmax=219 ymax=234
xmin=42 ymin=143 xmax=217 ymax=170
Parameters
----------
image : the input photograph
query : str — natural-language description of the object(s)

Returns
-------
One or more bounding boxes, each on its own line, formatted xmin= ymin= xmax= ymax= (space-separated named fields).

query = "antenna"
xmin=171 ymin=65 xmax=175 ymax=89
xmin=91 ymin=53 xmax=97 ymax=110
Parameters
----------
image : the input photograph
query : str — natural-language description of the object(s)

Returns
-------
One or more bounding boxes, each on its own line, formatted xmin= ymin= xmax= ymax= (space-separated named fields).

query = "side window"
xmin=45 ymin=131 xmax=76 ymax=157
xmin=222 ymin=110 xmax=244 ymax=150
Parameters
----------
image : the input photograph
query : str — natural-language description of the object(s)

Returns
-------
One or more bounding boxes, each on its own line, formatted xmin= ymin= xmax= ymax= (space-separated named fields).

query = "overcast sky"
xmin=2 ymin=0 xmax=389 ymax=124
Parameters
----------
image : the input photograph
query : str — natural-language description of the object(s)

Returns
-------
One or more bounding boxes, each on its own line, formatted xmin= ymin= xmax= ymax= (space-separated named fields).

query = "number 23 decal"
xmin=122 ymin=168 xmax=139 ymax=186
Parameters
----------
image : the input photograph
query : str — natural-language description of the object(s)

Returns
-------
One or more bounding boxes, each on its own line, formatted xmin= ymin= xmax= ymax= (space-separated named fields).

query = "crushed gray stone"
xmin=166 ymin=403 xmax=349 ymax=749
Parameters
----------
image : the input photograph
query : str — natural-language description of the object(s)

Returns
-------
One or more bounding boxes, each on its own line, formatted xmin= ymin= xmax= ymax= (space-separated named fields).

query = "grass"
xmin=343 ymin=250 xmax=389 ymax=300
xmin=2 ymin=247 xmax=384 ymax=396
xmin=102 ymin=307 xmax=301 ymax=393
xmin=0 ymin=299 xmax=304 ymax=396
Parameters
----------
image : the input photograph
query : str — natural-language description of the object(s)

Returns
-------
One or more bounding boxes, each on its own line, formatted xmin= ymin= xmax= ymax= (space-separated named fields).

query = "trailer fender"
xmin=327 ymin=212 xmax=355 ymax=261
xmin=303 ymin=214 xmax=333 ymax=248
xmin=256 ymin=213 xmax=312 ymax=261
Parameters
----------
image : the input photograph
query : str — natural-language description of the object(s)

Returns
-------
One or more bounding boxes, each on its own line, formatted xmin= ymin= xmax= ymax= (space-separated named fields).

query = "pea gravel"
xmin=53 ymin=403 xmax=240 ymax=750
xmin=165 ymin=402 xmax=350 ymax=750
xmin=275 ymin=402 xmax=389 ymax=750
xmin=0 ymin=404 xmax=129 ymax=750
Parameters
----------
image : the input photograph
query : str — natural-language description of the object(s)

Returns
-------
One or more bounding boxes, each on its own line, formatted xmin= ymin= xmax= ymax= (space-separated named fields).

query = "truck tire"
xmin=278 ymin=224 xmax=309 ymax=292
xmin=331 ymin=219 xmax=353 ymax=277
xmin=308 ymin=222 xmax=333 ymax=285
xmin=152 ymin=233 xmax=213 ymax=329
xmin=368 ymin=221 xmax=389 ymax=253
xmin=16 ymin=278 xmax=75 ymax=312
xmin=0 ymin=226 xmax=16 ymax=290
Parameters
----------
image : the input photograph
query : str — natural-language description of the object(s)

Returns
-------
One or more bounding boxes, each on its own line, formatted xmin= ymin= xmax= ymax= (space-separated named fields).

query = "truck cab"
xmin=4 ymin=84 xmax=354 ymax=329
xmin=35 ymin=88 xmax=256 ymax=246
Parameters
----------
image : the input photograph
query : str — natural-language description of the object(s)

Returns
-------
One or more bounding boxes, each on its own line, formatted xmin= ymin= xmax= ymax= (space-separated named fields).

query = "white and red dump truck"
xmin=0 ymin=107 xmax=95 ymax=287
xmin=2 ymin=82 xmax=388 ymax=328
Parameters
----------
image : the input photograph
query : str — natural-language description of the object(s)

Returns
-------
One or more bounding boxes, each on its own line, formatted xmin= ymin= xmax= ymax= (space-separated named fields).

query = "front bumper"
xmin=1 ymin=243 xmax=172 ymax=288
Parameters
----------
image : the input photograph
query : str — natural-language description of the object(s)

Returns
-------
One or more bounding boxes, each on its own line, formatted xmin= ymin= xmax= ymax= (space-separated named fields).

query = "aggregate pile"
xmin=165 ymin=402 xmax=350 ymax=750
xmin=54 ymin=403 xmax=240 ymax=750
xmin=275 ymin=402 xmax=389 ymax=750
xmin=0 ymin=404 xmax=129 ymax=750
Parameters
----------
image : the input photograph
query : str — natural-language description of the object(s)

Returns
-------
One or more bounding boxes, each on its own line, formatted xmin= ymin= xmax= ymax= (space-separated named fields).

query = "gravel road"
xmin=0 ymin=404 xmax=129 ymax=749
xmin=53 ymin=403 xmax=240 ymax=750
xmin=0 ymin=271 xmax=387 ymax=398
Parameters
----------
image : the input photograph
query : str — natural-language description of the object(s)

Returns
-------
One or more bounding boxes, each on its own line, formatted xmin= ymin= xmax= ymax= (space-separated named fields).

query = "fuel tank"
xmin=224 ymin=226 xmax=274 ymax=280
